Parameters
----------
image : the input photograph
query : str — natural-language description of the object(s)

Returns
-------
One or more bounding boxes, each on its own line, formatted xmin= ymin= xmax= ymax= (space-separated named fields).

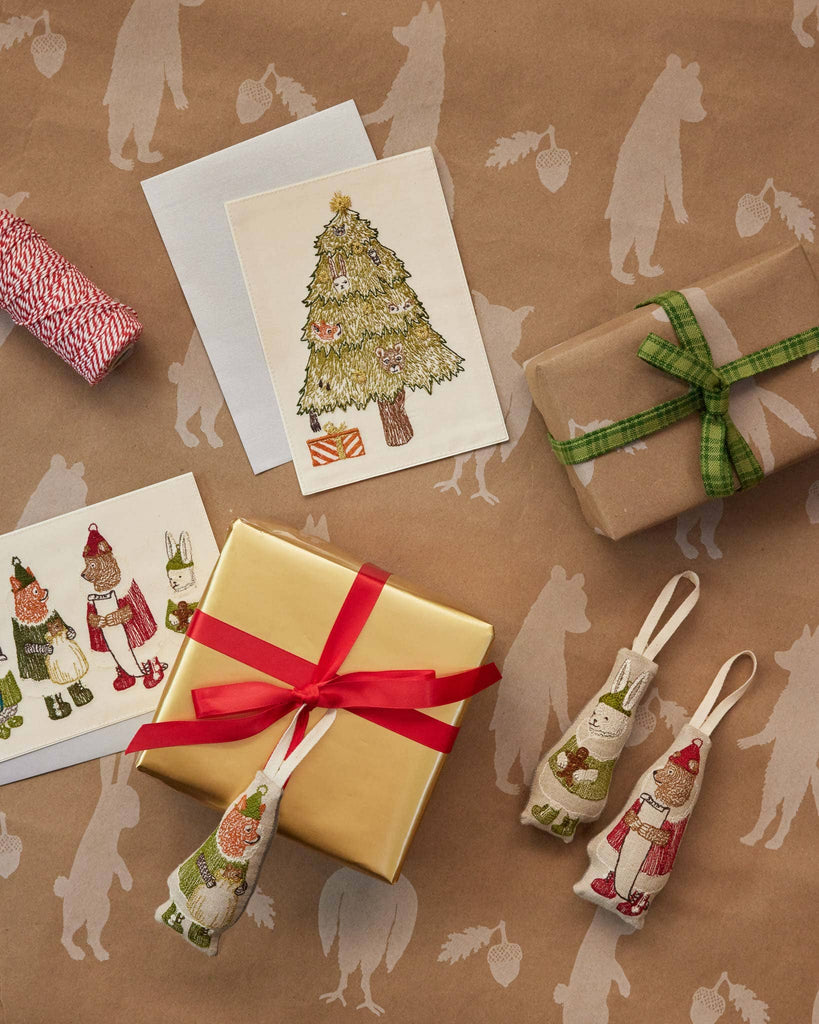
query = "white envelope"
xmin=141 ymin=102 xmax=375 ymax=475
xmin=0 ymin=474 xmax=219 ymax=785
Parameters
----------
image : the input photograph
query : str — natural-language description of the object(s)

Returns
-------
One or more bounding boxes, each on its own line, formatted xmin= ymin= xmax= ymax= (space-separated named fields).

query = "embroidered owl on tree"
xmin=297 ymin=193 xmax=464 ymax=447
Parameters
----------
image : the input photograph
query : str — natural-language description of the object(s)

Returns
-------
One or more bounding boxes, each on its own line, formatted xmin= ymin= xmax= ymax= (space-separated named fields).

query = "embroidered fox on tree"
xmin=297 ymin=192 xmax=465 ymax=447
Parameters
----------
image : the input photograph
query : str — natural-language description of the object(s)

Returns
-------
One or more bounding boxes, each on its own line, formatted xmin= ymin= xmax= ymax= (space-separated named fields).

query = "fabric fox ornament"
xmin=521 ymin=571 xmax=700 ymax=842
xmin=575 ymin=650 xmax=756 ymax=923
xmin=156 ymin=706 xmax=336 ymax=955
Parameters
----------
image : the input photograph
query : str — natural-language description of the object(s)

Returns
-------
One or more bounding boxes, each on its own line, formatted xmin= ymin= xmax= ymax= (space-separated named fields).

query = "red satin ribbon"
xmin=127 ymin=563 xmax=500 ymax=756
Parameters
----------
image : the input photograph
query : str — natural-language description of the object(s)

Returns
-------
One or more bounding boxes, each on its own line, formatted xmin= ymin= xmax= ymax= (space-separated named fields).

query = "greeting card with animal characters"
xmin=226 ymin=148 xmax=508 ymax=495
xmin=0 ymin=474 xmax=218 ymax=784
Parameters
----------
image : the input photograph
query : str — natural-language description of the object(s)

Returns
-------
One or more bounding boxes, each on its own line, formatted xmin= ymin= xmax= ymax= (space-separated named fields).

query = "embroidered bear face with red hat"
xmin=652 ymin=738 xmax=701 ymax=808
xmin=80 ymin=523 xmax=122 ymax=592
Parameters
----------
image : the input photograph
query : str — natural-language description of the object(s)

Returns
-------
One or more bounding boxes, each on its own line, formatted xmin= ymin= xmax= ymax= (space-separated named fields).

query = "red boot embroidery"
xmin=141 ymin=656 xmax=167 ymax=688
xmin=591 ymin=872 xmax=618 ymax=899
xmin=114 ymin=665 xmax=136 ymax=691
xmin=617 ymin=891 xmax=650 ymax=917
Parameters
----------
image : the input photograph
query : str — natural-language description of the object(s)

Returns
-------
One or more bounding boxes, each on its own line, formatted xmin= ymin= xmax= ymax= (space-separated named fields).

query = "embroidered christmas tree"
xmin=297 ymin=192 xmax=465 ymax=447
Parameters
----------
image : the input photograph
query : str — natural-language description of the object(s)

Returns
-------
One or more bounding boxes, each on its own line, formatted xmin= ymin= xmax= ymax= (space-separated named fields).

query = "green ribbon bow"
xmin=549 ymin=290 xmax=819 ymax=498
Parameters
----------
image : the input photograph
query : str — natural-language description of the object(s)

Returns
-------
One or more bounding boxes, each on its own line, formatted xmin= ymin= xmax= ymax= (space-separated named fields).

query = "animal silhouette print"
xmin=566 ymin=420 xmax=647 ymax=488
xmin=626 ymin=686 xmax=690 ymax=748
xmin=807 ymin=480 xmax=819 ymax=523
xmin=104 ymin=0 xmax=203 ymax=171
xmin=15 ymin=454 xmax=87 ymax=528
xmin=245 ymin=886 xmax=275 ymax=930
xmin=675 ymin=500 xmax=724 ymax=561
xmin=434 ymin=294 xmax=533 ymax=505
xmin=689 ymin=971 xmax=770 ymax=1024
xmin=607 ymin=55 xmax=705 ymax=285
xmin=487 ymin=126 xmax=572 ymax=193
xmin=553 ymin=908 xmax=635 ymax=1024
xmin=735 ymin=179 xmax=814 ymax=242
xmin=319 ymin=868 xmax=417 ymax=1017
xmin=302 ymin=513 xmax=330 ymax=541
xmin=653 ymin=289 xmax=816 ymax=475
xmin=168 ymin=328 xmax=225 ymax=449
xmin=738 ymin=624 xmax=819 ymax=850
xmin=54 ymin=752 xmax=140 ymax=960
xmin=438 ymin=920 xmax=523 ymax=988
xmin=0 ymin=811 xmax=22 ymax=877
xmin=363 ymin=2 xmax=455 ymax=216
xmin=490 ymin=566 xmax=590 ymax=795
xmin=792 ymin=0 xmax=819 ymax=46
xmin=235 ymin=62 xmax=316 ymax=124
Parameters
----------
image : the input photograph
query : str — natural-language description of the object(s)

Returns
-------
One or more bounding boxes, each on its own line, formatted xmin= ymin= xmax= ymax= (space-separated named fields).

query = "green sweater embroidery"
xmin=177 ymin=832 xmax=248 ymax=901
xmin=548 ymin=735 xmax=616 ymax=804
xmin=12 ymin=613 xmax=66 ymax=682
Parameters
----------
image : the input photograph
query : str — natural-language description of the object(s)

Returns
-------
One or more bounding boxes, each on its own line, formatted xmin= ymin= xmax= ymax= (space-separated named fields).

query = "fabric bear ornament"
xmin=574 ymin=650 xmax=756 ymax=924
xmin=156 ymin=705 xmax=336 ymax=955
xmin=521 ymin=571 xmax=700 ymax=842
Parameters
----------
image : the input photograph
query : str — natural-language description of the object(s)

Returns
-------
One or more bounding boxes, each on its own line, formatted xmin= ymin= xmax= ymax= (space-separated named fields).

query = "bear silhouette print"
xmin=606 ymin=55 xmax=706 ymax=285
xmin=168 ymin=328 xmax=225 ymax=449
xmin=16 ymin=454 xmax=87 ymax=529
xmin=104 ymin=0 xmax=204 ymax=172
xmin=490 ymin=566 xmax=590 ymax=795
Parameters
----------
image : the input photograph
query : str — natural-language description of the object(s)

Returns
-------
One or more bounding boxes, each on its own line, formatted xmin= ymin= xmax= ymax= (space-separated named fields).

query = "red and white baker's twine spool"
xmin=0 ymin=209 xmax=142 ymax=385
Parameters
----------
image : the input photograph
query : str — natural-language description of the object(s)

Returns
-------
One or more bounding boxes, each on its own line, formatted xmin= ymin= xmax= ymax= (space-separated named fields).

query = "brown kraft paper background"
xmin=0 ymin=1 xmax=816 ymax=1022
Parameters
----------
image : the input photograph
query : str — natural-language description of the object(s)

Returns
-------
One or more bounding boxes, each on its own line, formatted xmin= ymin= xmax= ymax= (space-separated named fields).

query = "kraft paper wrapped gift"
xmin=136 ymin=519 xmax=496 ymax=881
xmin=526 ymin=245 xmax=819 ymax=539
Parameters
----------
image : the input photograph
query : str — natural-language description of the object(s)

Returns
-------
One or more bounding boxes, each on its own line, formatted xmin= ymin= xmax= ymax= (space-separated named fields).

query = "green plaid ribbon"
xmin=549 ymin=290 xmax=819 ymax=498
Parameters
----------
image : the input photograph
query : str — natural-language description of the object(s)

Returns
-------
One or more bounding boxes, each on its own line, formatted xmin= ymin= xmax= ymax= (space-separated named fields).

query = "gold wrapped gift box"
xmin=137 ymin=519 xmax=495 ymax=881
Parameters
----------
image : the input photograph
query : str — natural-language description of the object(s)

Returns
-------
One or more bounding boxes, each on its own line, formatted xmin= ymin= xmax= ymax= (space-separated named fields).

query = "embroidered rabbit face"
xmin=328 ymin=254 xmax=350 ymax=295
xmin=165 ymin=532 xmax=195 ymax=593
xmin=311 ymin=321 xmax=343 ymax=343
xmin=588 ymin=701 xmax=630 ymax=739
xmin=9 ymin=570 xmax=49 ymax=625
xmin=376 ymin=343 xmax=404 ymax=374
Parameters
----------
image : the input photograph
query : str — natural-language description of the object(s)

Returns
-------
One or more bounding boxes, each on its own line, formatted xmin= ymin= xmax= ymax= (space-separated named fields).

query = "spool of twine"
xmin=0 ymin=208 xmax=142 ymax=385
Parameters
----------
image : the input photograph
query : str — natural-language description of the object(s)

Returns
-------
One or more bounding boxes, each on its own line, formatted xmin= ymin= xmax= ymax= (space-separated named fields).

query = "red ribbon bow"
xmin=127 ymin=563 xmax=500 ymax=757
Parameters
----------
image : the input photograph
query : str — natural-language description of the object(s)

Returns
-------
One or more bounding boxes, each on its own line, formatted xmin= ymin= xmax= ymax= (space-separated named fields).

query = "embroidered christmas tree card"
xmin=226 ymin=148 xmax=508 ymax=494
xmin=0 ymin=473 xmax=219 ymax=784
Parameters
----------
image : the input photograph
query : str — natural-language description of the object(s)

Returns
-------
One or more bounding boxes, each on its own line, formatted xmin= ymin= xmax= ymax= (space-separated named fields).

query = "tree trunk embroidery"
xmin=378 ymin=389 xmax=414 ymax=447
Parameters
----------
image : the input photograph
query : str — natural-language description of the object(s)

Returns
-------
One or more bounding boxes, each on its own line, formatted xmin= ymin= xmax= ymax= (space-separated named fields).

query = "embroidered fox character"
xmin=376 ymin=344 xmax=404 ymax=374
xmin=312 ymin=321 xmax=343 ymax=343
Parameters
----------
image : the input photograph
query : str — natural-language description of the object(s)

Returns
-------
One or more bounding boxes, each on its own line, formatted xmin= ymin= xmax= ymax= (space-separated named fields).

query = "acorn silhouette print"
xmin=487 ymin=125 xmax=571 ymax=192
xmin=690 ymin=972 xmax=770 ymax=1024
xmin=438 ymin=921 xmax=522 ymax=988
xmin=235 ymin=62 xmax=317 ymax=124
xmin=0 ymin=11 xmax=66 ymax=78
xmin=735 ymin=178 xmax=815 ymax=242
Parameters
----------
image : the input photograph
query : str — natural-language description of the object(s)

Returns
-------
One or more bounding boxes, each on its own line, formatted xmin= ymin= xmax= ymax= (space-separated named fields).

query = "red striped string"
xmin=0 ymin=209 xmax=142 ymax=385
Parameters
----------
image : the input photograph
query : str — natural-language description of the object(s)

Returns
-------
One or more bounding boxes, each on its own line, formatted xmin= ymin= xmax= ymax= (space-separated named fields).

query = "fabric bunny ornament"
xmin=156 ymin=706 xmax=336 ymax=955
xmin=574 ymin=650 xmax=756 ymax=924
xmin=521 ymin=571 xmax=700 ymax=842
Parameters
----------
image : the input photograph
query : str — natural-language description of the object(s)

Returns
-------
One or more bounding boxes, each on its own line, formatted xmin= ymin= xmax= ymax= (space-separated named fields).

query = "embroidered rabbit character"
xmin=164 ymin=531 xmax=198 ymax=634
xmin=528 ymin=658 xmax=652 ymax=840
xmin=54 ymin=752 xmax=140 ymax=961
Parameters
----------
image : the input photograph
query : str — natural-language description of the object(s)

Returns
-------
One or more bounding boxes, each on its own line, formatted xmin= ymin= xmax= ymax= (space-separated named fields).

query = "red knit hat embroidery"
xmin=83 ymin=523 xmax=112 ymax=558
xmin=669 ymin=737 xmax=702 ymax=775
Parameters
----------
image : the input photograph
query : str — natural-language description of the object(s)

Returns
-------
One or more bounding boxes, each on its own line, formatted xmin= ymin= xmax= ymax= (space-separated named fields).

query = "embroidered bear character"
xmin=164 ymin=530 xmax=198 ymax=634
xmin=588 ymin=738 xmax=702 ymax=919
xmin=104 ymin=0 xmax=205 ymax=172
xmin=81 ymin=524 xmax=165 ymax=691
xmin=606 ymin=54 xmax=706 ymax=285
xmin=376 ymin=344 xmax=404 ymax=375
